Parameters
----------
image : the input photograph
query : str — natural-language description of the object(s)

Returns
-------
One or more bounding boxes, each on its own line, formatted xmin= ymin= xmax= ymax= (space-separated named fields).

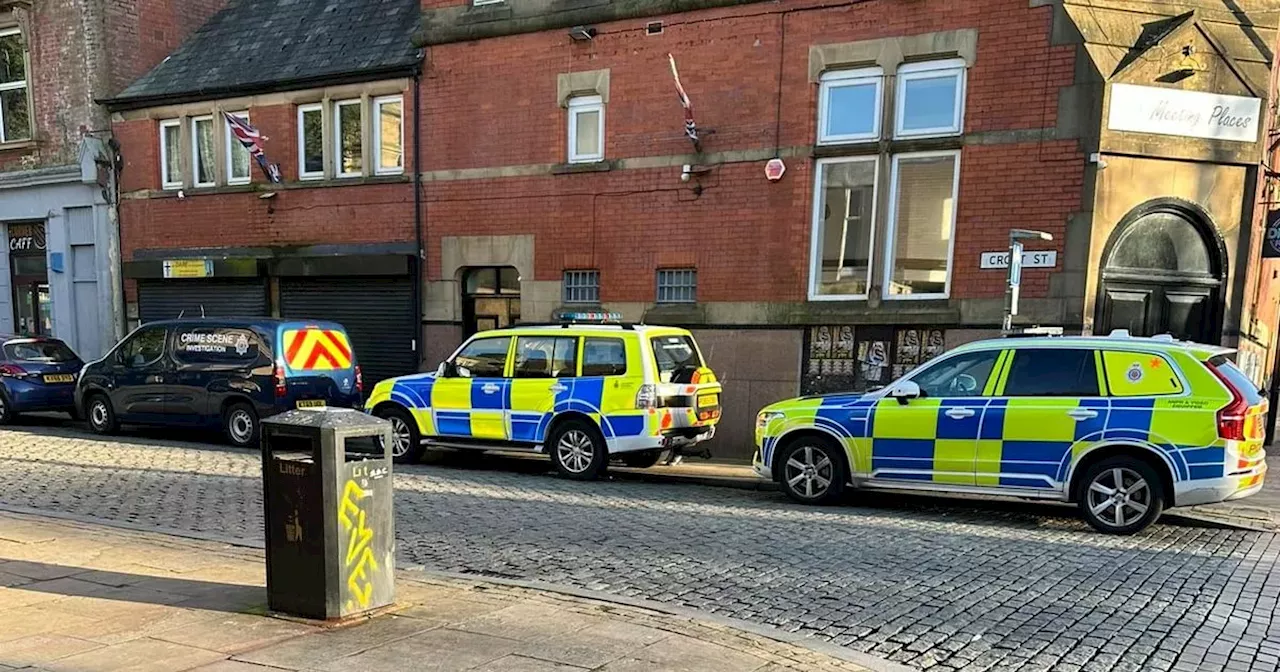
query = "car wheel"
xmin=619 ymin=449 xmax=663 ymax=469
xmin=1078 ymin=456 xmax=1164 ymax=534
xmin=778 ymin=436 xmax=846 ymax=505
xmin=376 ymin=406 xmax=424 ymax=464
xmin=549 ymin=419 xmax=608 ymax=481
xmin=86 ymin=394 xmax=118 ymax=435
xmin=0 ymin=389 xmax=13 ymax=425
xmin=223 ymin=402 xmax=260 ymax=449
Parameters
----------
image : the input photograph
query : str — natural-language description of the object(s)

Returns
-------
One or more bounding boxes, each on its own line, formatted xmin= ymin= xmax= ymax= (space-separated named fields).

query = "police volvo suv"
xmin=754 ymin=332 xmax=1267 ymax=534
xmin=365 ymin=314 xmax=723 ymax=479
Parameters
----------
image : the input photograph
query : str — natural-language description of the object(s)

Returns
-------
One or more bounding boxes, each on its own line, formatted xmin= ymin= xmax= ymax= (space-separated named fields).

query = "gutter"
xmin=412 ymin=52 xmax=426 ymax=370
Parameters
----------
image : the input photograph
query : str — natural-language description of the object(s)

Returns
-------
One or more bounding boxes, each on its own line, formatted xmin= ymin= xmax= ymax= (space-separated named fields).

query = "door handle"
xmin=146 ymin=375 xmax=163 ymax=384
xmin=549 ymin=384 xmax=567 ymax=393
xmin=1067 ymin=408 xmax=1099 ymax=421
xmin=944 ymin=408 xmax=976 ymax=419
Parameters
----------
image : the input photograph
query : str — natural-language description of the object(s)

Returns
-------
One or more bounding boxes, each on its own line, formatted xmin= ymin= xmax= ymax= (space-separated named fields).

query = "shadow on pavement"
xmin=1 ymin=560 xmax=263 ymax=613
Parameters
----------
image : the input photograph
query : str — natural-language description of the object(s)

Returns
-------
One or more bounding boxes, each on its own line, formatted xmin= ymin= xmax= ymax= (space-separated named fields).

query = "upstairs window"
xmin=159 ymin=119 xmax=182 ymax=189
xmin=0 ymin=28 xmax=29 ymax=143
xmin=298 ymin=103 xmax=324 ymax=180
xmin=225 ymin=112 xmax=251 ymax=185
xmin=656 ymin=269 xmax=697 ymax=304
xmin=567 ymin=95 xmax=604 ymax=163
xmin=895 ymin=59 xmax=966 ymax=138
xmin=334 ymin=99 xmax=363 ymax=178
xmin=191 ymin=115 xmax=215 ymax=187
xmin=818 ymin=67 xmax=882 ymax=144
xmin=374 ymin=96 xmax=404 ymax=175
xmin=563 ymin=270 xmax=600 ymax=304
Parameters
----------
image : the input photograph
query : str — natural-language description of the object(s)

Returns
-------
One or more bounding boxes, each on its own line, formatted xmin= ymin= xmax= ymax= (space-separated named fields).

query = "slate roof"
xmin=106 ymin=0 xmax=420 ymax=109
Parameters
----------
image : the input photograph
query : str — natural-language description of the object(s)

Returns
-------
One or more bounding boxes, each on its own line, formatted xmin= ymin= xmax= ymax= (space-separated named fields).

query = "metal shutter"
xmin=137 ymin=279 xmax=268 ymax=324
xmin=279 ymin=277 xmax=416 ymax=385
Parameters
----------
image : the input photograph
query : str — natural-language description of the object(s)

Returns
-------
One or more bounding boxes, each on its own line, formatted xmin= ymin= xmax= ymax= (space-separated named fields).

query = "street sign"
xmin=980 ymin=250 xmax=1057 ymax=269
xmin=765 ymin=158 xmax=786 ymax=181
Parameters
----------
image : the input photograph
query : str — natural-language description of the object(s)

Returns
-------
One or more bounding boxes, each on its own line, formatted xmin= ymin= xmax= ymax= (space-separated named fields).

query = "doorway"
xmin=1095 ymin=200 xmax=1224 ymax=343
xmin=8 ymin=222 xmax=50 ymax=335
xmin=461 ymin=266 xmax=520 ymax=336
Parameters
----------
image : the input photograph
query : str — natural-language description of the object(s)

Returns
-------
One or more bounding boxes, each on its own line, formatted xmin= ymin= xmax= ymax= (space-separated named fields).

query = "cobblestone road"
xmin=1 ymin=420 xmax=1279 ymax=672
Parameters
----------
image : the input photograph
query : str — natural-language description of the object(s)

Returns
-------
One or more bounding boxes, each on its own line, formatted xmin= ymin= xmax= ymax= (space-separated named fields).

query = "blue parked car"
xmin=75 ymin=318 xmax=363 ymax=447
xmin=0 ymin=336 xmax=85 ymax=423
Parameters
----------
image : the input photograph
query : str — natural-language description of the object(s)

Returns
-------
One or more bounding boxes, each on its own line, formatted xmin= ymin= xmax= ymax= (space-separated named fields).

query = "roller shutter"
xmin=137 ymin=279 xmax=268 ymax=324
xmin=279 ymin=277 xmax=416 ymax=385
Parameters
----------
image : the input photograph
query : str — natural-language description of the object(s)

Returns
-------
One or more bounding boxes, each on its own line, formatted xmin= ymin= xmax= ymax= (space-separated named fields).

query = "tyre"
xmin=1077 ymin=456 xmax=1164 ymax=534
xmin=85 ymin=393 xmax=118 ymax=435
xmin=0 ymin=389 xmax=12 ymax=425
xmin=223 ymin=402 xmax=260 ymax=448
xmin=619 ymin=449 xmax=663 ymax=469
xmin=548 ymin=419 xmax=608 ymax=480
xmin=778 ymin=436 xmax=846 ymax=505
xmin=375 ymin=405 xmax=424 ymax=464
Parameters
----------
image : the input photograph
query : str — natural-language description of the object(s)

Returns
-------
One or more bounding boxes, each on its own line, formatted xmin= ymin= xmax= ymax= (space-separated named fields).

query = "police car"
xmin=365 ymin=314 xmax=722 ymax=479
xmin=754 ymin=332 xmax=1268 ymax=534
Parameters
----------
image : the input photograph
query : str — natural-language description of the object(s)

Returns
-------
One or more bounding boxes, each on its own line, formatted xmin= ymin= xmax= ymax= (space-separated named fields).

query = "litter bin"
xmin=261 ymin=407 xmax=395 ymax=620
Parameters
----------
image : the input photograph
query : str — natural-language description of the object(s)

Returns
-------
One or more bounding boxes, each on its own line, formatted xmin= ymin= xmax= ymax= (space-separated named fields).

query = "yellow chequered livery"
xmin=364 ymin=319 xmax=721 ymax=480
xmin=753 ymin=333 xmax=1267 ymax=534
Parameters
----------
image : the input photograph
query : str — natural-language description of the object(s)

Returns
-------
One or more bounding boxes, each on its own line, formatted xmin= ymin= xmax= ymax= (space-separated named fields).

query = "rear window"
xmin=174 ymin=328 xmax=261 ymax=366
xmin=650 ymin=334 xmax=703 ymax=383
xmin=4 ymin=341 xmax=76 ymax=363
xmin=1210 ymin=356 xmax=1265 ymax=406
xmin=582 ymin=337 xmax=627 ymax=377
xmin=283 ymin=327 xmax=354 ymax=372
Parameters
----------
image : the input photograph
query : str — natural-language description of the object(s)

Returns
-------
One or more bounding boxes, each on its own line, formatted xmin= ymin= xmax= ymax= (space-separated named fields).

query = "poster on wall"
xmin=801 ymin=326 xmax=947 ymax=395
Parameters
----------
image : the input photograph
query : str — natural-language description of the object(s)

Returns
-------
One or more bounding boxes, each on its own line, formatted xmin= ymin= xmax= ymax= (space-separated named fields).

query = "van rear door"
xmin=278 ymin=323 xmax=361 ymax=407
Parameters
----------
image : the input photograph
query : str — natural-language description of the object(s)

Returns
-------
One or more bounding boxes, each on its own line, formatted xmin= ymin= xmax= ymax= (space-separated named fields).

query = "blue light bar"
xmin=557 ymin=311 xmax=624 ymax=323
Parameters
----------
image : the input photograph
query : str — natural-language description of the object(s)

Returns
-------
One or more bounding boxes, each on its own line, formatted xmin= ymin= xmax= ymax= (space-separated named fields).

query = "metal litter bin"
xmin=261 ymin=407 xmax=395 ymax=620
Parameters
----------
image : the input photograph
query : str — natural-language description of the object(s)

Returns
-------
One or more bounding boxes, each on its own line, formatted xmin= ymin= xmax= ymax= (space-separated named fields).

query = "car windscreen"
xmin=650 ymin=335 xmax=703 ymax=383
xmin=4 ymin=341 xmax=77 ymax=363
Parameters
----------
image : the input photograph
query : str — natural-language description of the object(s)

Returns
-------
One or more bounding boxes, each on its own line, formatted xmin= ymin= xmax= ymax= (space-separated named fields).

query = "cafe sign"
xmin=7 ymin=223 xmax=46 ymax=253
xmin=1108 ymin=83 xmax=1261 ymax=143
xmin=163 ymin=259 xmax=214 ymax=279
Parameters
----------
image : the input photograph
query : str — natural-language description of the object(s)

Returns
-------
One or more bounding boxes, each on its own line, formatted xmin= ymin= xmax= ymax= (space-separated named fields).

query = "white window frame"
xmin=190 ymin=115 xmax=215 ymax=188
xmin=567 ymin=95 xmax=604 ymax=164
xmin=881 ymin=149 xmax=962 ymax=301
xmin=473 ymin=0 xmax=504 ymax=5
xmin=373 ymin=95 xmax=404 ymax=176
xmin=817 ymin=67 xmax=883 ymax=145
xmin=563 ymin=269 xmax=601 ymax=304
xmin=159 ymin=118 xmax=182 ymax=190
xmin=656 ymin=268 xmax=697 ymax=304
xmin=0 ymin=28 xmax=29 ymax=144
xmin=333 ymin=99 xmax=363 ymax=179
xmin=297 ymin=103 xmax=324 ymax=180
xmin=807 ymin=156 xmax=879 ymax=302
xmin=894 ymin=59 xmax=967 ymax=139
xmin=224 ymin=111 xmax=251 ymax=185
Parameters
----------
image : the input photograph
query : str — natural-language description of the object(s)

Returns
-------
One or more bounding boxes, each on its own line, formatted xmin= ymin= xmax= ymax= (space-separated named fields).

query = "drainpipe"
xmin=412 ymin=52 xmax=426 ymax=370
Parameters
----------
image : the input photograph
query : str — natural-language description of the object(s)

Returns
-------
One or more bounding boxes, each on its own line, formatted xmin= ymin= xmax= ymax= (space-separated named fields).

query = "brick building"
xmin=112 ymin=0 xmax=1276 ymax=460
xmin=0 ymin=0 xmax=224 ymax=359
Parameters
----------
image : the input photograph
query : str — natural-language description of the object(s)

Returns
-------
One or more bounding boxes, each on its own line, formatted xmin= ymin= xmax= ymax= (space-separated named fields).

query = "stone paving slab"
xmin=0 ymin=510 xmax=877 ymax=672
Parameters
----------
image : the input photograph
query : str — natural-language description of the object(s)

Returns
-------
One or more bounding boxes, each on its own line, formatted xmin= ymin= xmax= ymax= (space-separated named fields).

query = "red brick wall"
xmin=421 ymin=0 xmax=1081 ymax=302
xmin=104 ymin=0 xmax=233 ymax=97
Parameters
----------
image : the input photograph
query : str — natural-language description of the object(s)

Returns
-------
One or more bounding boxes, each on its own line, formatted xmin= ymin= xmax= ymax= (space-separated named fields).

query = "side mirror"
xmin=888 ymin=380 xmax=921 ymax=405
xmin=437 ymin=361 xmax=457 ymax=377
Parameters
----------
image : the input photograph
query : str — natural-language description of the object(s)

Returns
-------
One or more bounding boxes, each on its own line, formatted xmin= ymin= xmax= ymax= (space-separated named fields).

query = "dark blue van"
xmin=0 ymin=336 xmax=85 ymax=423
xmin=75 ymin=318 xmax=362 ymax=447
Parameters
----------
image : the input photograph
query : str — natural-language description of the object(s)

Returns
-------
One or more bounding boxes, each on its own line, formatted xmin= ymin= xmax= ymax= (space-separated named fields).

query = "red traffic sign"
xmin=765 ymin=158 xmax=786 ymax=181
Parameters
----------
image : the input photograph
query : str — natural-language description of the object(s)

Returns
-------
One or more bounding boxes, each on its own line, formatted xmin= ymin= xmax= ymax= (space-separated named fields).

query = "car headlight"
xmin=756 ymin=411 xmax=785 ymax=430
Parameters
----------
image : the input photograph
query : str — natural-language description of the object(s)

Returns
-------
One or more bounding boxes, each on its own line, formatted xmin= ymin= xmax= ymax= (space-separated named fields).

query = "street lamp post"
xmin=1002 ymin=229 xmax=1054 ymax=334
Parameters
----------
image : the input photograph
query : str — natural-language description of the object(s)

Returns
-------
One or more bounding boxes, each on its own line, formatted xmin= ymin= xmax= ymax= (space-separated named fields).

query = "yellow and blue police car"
xmin=365 ymin=314 xmax=722 ymax=479
xmin=753 ymin=331 xmax=1268 ymax=534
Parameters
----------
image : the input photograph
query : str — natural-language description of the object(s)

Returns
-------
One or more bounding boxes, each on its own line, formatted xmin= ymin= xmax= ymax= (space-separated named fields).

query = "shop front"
xmin=7 ymin=222 xmax=50 ymax=335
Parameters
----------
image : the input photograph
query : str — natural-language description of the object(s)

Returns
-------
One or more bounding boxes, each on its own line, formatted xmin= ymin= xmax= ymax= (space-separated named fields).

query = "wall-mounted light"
xmin=569 ymin=25 xmax=596 ymax=41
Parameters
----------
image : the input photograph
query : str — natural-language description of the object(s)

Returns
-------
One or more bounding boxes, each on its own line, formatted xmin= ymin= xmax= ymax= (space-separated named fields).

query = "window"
xmin=1209 ymin=356 xmax=1264 ymax=406
xmin=650 ymin=335 xmax=703 ymax=383
xmin=173 ymin=328 xmax=261 ymax=365
xmin=1103 ymin=351 xmax=1183 ymax=397
xmin=373 ymin=96 xmax=403 ymax=175
xmin=818 ymin=67 xmax=882 ymax=144
xmin=656 ymin=269 xmax=696 ymax=304
xmin=514 ymin=336 xmax=578 ymax=378
xmin=895 ymin=59 xmax=966 ymax=138
xmin=298 ymin=104 xmax=324 ymax=179
xmin=582 ymin=337 xmax=626 ymax=377
xmin=884 ymin=151 xmax=960 ymax=299
xmin=563 ymin=270 xmax=600 ymax=304
xmin=3 ymin=340 xmax=76 ymax=363
xmin=191 ymin=115 xmax=215 ymax=187
xmin=567 ymin=95 xmax=604 ymax=163
xmin=1003 ymin=349 xmax=1100 ymax=397
xmin=159 ymin=119 xmax=182 ymax=189
xmin=225 ymin=112 xmax=251 ymax=185
xmin=909 ymin=350 xmax=999 ymax=398
xmin=810 ymin=157 xmax=877 ymax=299
xmin=334 ymin=99 xmax=362 ymax=177
xmin=452 ymin=337 xmax=510 ymax=378
xmin=118 ymin=328 xmax=166 ymax=368
xmin=0 ymin=29 xmax=28 ymax=143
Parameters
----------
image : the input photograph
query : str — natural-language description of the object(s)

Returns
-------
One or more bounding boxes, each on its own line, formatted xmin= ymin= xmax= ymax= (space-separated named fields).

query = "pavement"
xmin=0 ymin=510 xmax=880 ymax=672
xmin=2 ymin=418 xmax=1280 ymax=671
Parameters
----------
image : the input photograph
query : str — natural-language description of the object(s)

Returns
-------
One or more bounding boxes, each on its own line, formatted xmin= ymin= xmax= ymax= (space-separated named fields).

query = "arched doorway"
xmin=461 ymin=266 xmax=520 ymax=336
xmin=1096 ymin=200 xmax=1225 ymax=342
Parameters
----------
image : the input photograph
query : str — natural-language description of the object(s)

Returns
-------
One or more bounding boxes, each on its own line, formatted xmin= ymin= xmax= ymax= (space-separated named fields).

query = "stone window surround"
xmin=0 ymin=7 xmax=33 ymax=150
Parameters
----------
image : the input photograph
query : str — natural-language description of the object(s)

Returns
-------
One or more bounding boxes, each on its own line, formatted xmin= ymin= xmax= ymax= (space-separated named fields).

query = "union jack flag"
xmin=223 ymin=112 xmax=281 ymax=183
xmin=668 ymin=53 xmax=700 ymax=150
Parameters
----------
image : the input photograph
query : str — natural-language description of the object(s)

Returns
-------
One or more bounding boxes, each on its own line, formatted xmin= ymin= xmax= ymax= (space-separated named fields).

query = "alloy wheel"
xmin=388 ymin=416 xmax=411 ymax=458
xmin=784 ymin=445 xmax=834 ymax=499
xmin=556 ymin=429 xmax=595 ymax=474
xmin=1086 ymin=466 xmax=1151 ymax=528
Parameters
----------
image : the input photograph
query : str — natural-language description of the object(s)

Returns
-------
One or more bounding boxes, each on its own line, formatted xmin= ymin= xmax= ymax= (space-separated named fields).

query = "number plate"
xmin=42 ymin=374 xmax=74 ymax=384
xmin=296 ymin=399 xmax=326 ymax=409
xmin=697 ymin=393 xmax=719 ymax=408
